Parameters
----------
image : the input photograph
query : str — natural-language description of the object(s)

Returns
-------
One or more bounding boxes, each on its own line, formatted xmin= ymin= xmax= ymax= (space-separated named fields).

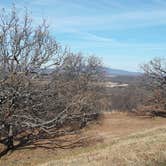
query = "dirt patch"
xmin=87 ymin=112 xmax=166 ymax=142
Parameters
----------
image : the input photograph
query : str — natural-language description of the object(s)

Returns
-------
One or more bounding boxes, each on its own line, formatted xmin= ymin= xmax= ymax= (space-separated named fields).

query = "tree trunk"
xmin=7 ymin=125 xmax=14 ymax=150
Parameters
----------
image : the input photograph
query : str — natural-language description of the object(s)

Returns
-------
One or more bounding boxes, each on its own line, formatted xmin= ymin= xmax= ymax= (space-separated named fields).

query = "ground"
xmin=1 ymin=112 xmax=166 ymax=166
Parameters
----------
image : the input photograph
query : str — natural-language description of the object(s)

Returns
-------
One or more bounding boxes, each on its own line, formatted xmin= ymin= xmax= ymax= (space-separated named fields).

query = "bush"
xmin=110 ymin=85 xmax=147 ymax=111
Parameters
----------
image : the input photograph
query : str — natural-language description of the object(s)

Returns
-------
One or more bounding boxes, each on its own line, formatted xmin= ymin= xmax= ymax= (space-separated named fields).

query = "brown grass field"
xmin=1 ymin=112 xmax=166 ymax=166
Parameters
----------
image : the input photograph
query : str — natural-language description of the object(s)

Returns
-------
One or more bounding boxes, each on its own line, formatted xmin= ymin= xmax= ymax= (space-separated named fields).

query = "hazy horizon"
xmin=1 ymin=0 xmax=166 ymax=72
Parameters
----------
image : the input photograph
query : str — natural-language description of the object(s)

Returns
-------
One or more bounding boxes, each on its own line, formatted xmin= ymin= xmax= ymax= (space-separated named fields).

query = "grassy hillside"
xmin=1 ymin=113 xmax=166 ymax=166
xmin=42 ymin=127 xmax=166 ymax=166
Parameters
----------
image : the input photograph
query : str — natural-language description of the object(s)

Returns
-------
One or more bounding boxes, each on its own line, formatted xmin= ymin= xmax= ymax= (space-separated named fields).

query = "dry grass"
xmin=1 ymin=112 xmax=166 ymax=166
xmin=41 ymin=127 xmax=166 ymax=166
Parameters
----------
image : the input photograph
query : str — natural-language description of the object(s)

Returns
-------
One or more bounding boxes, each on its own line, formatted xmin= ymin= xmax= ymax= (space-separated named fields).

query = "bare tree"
xmin=141 ymin=58 xmax=166 ymax=90
xmin=0 ymin=6 xmax=106 ymax=156
xmin=0 ymin=5 xmax=61 ymax=79
xmin=0 ymin=53 xmax=105 ymax=155
xmin=141 ymin=57 xmax=166 ymax=114
xmin=51 ymin=52 xmax=106 ymax=120
xmin=54 ymin=52 xmax=103 ymax=86
xmin=0 ymin=5 xmax=62 ymax=153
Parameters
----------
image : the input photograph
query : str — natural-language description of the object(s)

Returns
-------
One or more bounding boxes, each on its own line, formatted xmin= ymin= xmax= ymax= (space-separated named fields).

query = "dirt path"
xmin=90 ymin=112 xmax=166 ymax=141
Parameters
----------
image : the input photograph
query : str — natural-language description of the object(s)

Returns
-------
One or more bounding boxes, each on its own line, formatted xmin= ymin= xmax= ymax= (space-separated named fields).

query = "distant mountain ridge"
xmin=103 ymin=67 xmax=141 ymax=76
xmin=36 ymin=67 xmax=141 ymax=76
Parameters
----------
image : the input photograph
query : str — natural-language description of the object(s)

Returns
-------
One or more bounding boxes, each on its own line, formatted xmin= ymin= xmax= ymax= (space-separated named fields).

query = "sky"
xmin=1 ymin=0 xmax=166 ymax=71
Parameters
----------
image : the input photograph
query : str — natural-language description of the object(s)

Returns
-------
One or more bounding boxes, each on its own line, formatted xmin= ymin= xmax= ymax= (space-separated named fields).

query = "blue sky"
xmin=1 ymin=0 xmax=166 ymax=71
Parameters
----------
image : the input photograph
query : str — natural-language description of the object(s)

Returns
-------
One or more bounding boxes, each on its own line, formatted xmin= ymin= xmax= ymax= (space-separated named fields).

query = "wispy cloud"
xmin=0 ymin=0 xmax=166 ymax=71
xmin=47 ymin=9 xmax=166 ymax=32
xmin=2 ymin=1 xmax=166 ymax=31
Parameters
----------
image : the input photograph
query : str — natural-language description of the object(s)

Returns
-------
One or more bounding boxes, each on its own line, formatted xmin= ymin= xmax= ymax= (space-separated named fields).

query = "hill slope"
xmin=1 ymin=113 xmax=166 ymax=166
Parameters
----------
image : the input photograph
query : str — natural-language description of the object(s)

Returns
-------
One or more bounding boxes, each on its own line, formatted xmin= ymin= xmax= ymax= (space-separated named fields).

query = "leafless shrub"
xmin=110 ymin=85 xmax=147 ymax=111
